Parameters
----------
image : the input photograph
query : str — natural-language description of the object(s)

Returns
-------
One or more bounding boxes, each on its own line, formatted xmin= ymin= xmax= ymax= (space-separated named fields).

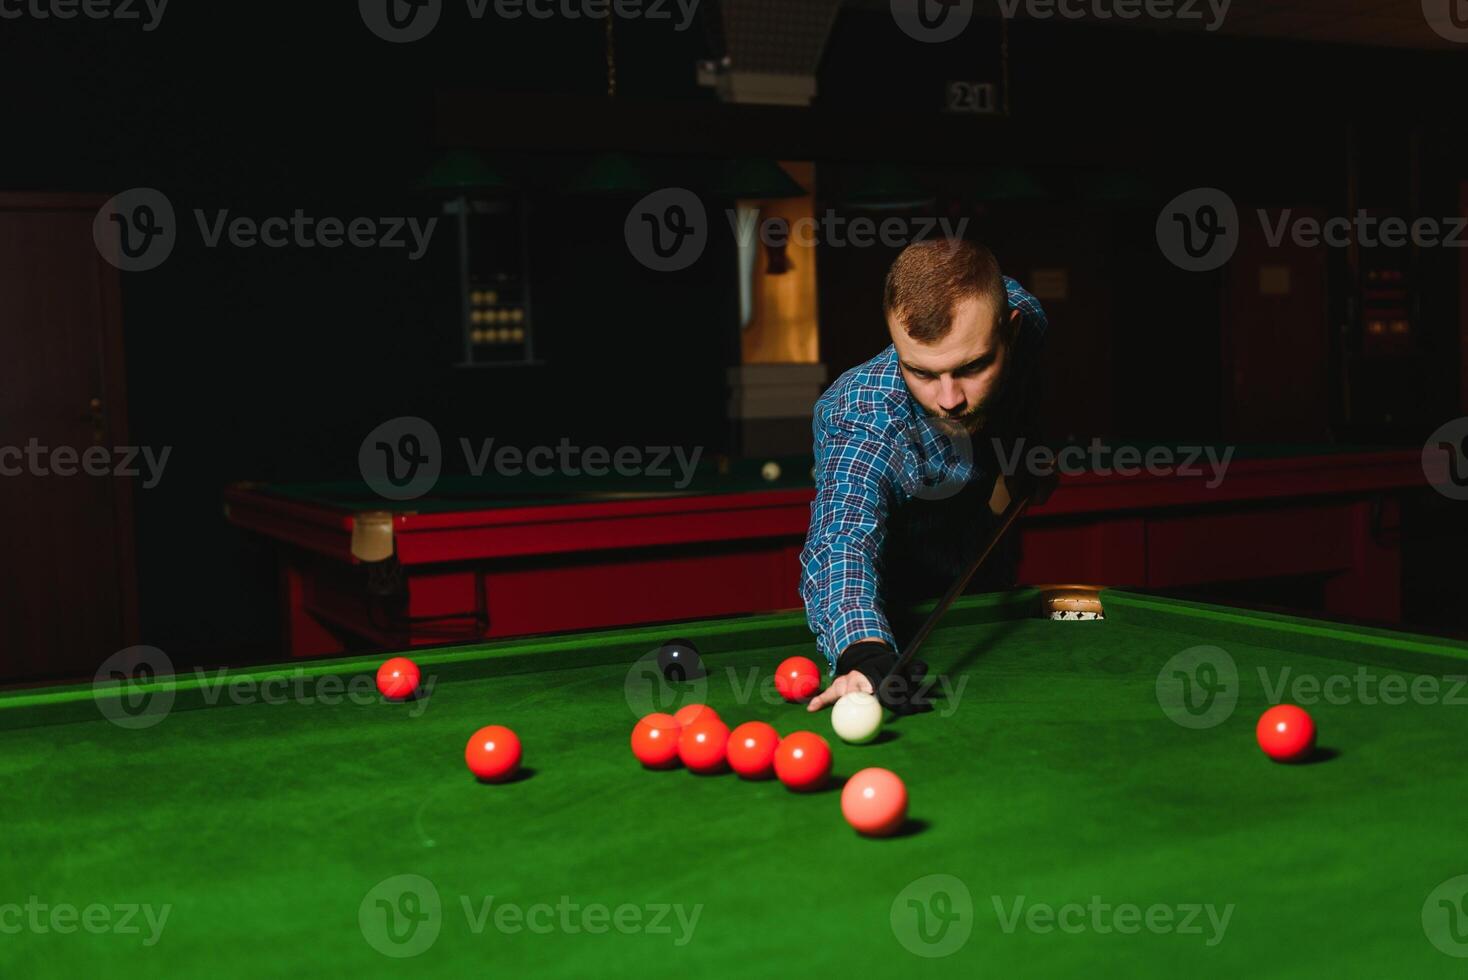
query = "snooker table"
xmin=6 ymin=589 xmax=1468 ymax=977
xmin=224 ymin=445 xmax=1426 ymax=659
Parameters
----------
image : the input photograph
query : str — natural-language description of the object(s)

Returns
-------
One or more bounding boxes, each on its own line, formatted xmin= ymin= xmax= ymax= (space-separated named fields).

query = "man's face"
xmin=889 ymin=294 xmax=1018 ymax=432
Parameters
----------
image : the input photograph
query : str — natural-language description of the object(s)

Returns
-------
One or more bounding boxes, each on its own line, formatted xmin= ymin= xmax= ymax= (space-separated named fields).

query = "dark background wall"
xmin=2 ymin=4 xmax=1464 ymax=658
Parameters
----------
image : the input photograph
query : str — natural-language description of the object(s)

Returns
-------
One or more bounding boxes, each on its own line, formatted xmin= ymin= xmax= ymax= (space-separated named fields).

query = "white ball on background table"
xmin=831 ymin=691 xmax=883 ymax=744
xmin=760 ymin=461 xmax=782 ymax=482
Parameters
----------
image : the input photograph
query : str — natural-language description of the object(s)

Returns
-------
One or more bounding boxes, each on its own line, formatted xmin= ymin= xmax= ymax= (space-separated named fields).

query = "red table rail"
xmin=224 ymin=448 xmax=1428 ymax=657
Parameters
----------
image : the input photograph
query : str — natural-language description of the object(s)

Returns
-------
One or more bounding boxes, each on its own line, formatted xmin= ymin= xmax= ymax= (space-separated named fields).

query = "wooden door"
xmin=0 ymin=194 xmax=137 ymax=683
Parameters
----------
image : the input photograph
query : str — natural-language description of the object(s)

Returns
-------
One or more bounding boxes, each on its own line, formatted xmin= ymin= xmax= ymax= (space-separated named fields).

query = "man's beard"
xmin=924 ymin=385 xmax=1002 ymax=435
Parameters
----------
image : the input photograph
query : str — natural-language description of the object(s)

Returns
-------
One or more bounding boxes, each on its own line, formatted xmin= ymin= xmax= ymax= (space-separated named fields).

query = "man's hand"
xmin=807 ymin=670 xmax=874 ymax=711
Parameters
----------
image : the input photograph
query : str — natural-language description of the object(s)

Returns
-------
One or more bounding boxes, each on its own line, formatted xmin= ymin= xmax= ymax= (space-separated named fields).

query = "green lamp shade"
xmin=421 ymin=150 xmax=517 ymax=191
xmin=709 ymin=158 xmax=808 ymax=199
xmin=823 ymin=164 xmax=934 ymax=210
xmin=562 ymin=152 xmax=664 ymax=194
xmin=970 ymin=166 xmax=1051 ymax=202
xmin=1076 ymin=169 xmax=1166 ymax=206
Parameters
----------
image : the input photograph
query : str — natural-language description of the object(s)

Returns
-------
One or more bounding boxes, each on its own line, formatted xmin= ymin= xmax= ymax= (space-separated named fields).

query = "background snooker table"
xmin=223 ymin=444 xmax=1426 ymax=660
xmin=5 ymin=590 xmax=1468 ymax=976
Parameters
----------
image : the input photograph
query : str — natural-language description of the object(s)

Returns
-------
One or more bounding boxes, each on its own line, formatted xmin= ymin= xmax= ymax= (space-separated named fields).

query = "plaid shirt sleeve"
xmin=799 ymin=399 xmax=904 ymax=671
xmin=1005 ymin=275 xmax=1048 ymax=345
xmin=799 ymin=276 xmax=1047 ymax=672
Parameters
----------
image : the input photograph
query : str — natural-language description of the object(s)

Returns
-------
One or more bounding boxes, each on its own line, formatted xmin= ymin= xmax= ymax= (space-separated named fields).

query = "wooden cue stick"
xmin=885 ymin=474 xmax=1054 ymax=682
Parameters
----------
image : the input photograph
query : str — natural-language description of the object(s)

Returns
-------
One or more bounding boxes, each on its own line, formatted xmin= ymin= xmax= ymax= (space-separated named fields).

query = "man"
xmin=799 ymin=239 xmax=1049 ymax=711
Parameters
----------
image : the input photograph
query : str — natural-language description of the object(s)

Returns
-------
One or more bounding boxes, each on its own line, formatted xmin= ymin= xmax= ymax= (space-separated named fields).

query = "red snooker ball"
xmin=376 ymin=657 xmax=420 ymax=701
xmin=773 ymin=731 xmax=831 ymax=791
xmin=631 ymin=712 xmax=682 ymax=768
xmin=775 ymin=656 xmax=822 ymax=702
xmin=465 ymin=725 xmax=522 ymax=782
xmin=1256 ymin=704 xmax=1316 ymax=763
xmin=677 ymin=716 xmax=730 ymax=774
xmin=673 ymin=703 xmax=719 ymax=728
xmin=841 ymin=768 xmax=908 ymax=837
xmin=726 ymin=721 xmax=780 ymax=779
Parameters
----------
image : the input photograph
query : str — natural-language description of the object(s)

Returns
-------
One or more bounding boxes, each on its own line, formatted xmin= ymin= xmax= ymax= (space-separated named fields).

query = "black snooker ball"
xmin=656 ymin=638 xmax=703 ymax=682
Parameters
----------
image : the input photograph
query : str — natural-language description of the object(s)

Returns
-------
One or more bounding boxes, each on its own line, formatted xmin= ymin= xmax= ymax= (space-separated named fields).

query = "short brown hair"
xmin=883 ymin=240 xmax=1007 ymax=343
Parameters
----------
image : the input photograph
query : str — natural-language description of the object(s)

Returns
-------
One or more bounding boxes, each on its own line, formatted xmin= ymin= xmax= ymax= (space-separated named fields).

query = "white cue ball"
xmin=831 ymin=691 xmax=883 ymax=744
xmin=760 ymin=461 xmax=782 ymax=482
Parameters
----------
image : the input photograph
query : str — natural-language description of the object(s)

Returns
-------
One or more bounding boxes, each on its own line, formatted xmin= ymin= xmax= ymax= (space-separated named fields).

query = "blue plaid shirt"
xmin=799 ymin=277 xmax=1049 ymax=671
